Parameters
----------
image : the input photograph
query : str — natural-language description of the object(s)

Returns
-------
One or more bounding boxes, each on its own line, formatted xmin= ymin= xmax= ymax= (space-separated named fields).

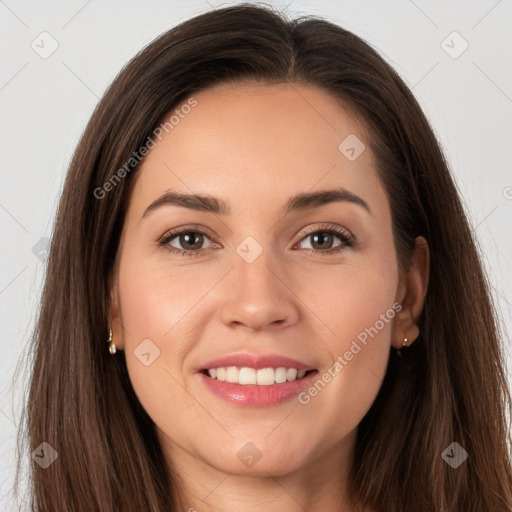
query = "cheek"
xmin=114 ymin=245 xmax=229 ymax=432
xmin=117 ymin=243 xmax=214 ymax=344
xmin=293 ymin=246 xmax=398 ymax=422
xmin=114 ymin=247 xmax=187 ymax=408
xmin=116 ymin=273 xmax=199 ymax=446
xmin=294 ymin=240 xmax=398 ymax=351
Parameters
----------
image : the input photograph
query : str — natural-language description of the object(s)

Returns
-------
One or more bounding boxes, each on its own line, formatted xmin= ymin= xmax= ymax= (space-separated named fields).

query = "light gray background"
xmin=1 ymin=0 xmax=511 ymax=509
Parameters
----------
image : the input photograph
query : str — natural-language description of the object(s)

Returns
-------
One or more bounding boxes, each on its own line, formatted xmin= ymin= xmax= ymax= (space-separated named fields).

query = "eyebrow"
xmin=141 ymin=187 xmax=371 ymax=219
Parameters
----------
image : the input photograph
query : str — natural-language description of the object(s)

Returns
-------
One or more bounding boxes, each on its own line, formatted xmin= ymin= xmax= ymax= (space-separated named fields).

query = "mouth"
xmin=197 ymin=366 xmax=319 ymax=407
xmin=199 ymin=367 xmax=318 ymax=386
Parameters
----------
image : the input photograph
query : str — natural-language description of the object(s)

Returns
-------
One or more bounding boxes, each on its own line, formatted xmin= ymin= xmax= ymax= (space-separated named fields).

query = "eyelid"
xmin=158 ymin=222 xmax=356 ymax=255
xmin=292 ymin=223 xmax=356 ymax=254
xmin=296 ymin=222 xmax=353 ymax=242
xmin=157 ymin=224 xmax=217 ymax=244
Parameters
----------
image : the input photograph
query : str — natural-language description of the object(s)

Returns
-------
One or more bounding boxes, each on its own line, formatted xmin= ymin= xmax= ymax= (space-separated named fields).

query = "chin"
xmin=203 ymin=447 xmax=308 ymax=477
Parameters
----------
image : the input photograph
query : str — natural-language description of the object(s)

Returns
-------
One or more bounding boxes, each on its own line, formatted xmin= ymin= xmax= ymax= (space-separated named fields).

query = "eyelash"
xmin=158 ymin=223 xmax=356 ymax=258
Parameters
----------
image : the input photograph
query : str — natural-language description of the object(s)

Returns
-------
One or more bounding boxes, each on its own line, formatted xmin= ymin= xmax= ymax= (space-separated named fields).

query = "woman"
xmin=17 ymin=4 xmax=512 ymax=511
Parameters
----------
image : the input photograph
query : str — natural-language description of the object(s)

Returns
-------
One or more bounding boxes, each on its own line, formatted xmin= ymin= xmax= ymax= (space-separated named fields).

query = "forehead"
xmin=128 ymin=82 xmax=386 ymax=221
xmin=154 ymin=81 xmax=364 ymax=164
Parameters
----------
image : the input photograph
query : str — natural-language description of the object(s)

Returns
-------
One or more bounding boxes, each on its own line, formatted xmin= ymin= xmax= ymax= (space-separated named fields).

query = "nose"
xmin=218 ymin=248 xmax=300 ymax=333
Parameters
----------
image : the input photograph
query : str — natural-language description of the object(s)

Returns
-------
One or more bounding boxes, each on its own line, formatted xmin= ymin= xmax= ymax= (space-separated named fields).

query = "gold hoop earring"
xmin=108 ymin=328 xmax=116 ymax=355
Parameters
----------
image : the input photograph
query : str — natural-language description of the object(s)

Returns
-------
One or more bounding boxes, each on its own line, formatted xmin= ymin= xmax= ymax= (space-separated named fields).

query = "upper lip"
xmin=200 ymin=353 xmax=315 ymax=371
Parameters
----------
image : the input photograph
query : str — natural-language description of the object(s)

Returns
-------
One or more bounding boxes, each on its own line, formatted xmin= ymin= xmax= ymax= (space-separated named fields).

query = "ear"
xmin=107 ymin=268 xmax=125 ymax=351
xmin=391 ymin=236 xmax=430 ymax=349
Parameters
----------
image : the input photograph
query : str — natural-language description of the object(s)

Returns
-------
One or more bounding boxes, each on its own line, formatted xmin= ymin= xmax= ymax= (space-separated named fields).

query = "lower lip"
xmin=198 ymin=370 xmax=318 ymax=407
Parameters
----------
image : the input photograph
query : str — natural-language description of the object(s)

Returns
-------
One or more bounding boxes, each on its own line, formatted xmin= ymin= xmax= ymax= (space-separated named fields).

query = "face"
xmin=109 ymin=82 xmax=415 ymax=479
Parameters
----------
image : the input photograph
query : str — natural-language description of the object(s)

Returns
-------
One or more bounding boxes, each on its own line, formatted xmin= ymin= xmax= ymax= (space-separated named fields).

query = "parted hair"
xmin=15 ymin=4 xmax=512 ymax=511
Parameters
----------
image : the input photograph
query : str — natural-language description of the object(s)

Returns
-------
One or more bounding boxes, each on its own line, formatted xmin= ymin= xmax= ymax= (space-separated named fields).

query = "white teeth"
xmin=275 ymin=367 xmax=287 ymax=383
xmin=226 ymin=366 xmax=238 ymax=383
xmin=239 ymin=367 xmax=256 ymax=385
xmin=256 ymin=368 xmax=275 ymax=386
xmin=206 ymin=366 xmax=310 ymax=385
xmin=286 ymin=368 xmax=298 ymax=381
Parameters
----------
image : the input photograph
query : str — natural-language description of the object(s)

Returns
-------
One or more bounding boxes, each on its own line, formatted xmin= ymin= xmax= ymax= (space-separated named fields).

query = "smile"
xmin=198 ymin=367 xmax=319 ymax=407
xmin=201 ymin=366 xmax=314 ymax=385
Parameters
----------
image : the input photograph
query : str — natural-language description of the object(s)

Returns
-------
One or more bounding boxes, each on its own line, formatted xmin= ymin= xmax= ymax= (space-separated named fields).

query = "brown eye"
xmin=167 ymin=231 xmax=213 ymax=252
xmin=304 ymin=231 xmax=338 ymax=250
xmin=158 ymin=225 xmax=218 ymax=256
xmin=175 ymin=232 xmax=203 ymax=250
xmin=298 ymin=228 xmax=352 ymax=253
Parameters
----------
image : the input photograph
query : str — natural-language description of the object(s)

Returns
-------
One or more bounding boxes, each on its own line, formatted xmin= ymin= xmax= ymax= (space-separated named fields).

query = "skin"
xmin=109 ymin=82 xmax=429 ymax=512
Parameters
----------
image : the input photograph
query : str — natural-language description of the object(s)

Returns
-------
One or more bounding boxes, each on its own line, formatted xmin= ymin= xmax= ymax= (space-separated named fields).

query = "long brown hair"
xmin=15 ymin=4 xmax=512 ymax=511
